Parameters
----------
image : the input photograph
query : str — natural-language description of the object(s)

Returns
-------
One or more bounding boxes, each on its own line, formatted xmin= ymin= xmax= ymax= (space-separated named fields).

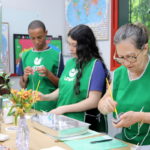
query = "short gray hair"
xmin=114 ymin=23 xmax=149 ymax=50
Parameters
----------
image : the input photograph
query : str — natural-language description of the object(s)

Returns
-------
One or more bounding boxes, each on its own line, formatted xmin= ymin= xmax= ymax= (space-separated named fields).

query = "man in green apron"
xmin=18 ymin=20 xmax=64 ymax=112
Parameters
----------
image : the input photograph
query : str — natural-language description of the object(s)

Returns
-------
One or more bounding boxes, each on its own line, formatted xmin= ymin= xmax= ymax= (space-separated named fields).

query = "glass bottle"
xmin=16 ymin=115 xmax=29 ymax=150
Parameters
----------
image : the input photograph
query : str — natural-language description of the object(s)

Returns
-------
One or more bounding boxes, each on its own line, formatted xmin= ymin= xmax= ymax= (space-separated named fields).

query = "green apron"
xmin=113 ymin=61 xmax=150 ymax=145
xmin=22 ymin=48 xmax=60 ymax=112
xmin=57 ymin=58 xmax=96 ymax=121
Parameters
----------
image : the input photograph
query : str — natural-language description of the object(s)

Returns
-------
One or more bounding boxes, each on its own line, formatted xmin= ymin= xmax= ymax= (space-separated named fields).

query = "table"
xmin=0 ymin=118 xmax=133 ymax=150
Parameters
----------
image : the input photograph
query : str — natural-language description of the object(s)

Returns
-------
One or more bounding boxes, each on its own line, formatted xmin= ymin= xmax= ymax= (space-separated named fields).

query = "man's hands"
xmin=37 ymin=66 xmax=59 ymax=86
xmin=21 ymin=65 xmax=58 ymax=88
xmin=24 ymin=66 xmax=49 ymax=79
xmin=23 ymin=66 xmax=34 ymax=82
xmin=36 ymin=66 xmax=49 ymax=77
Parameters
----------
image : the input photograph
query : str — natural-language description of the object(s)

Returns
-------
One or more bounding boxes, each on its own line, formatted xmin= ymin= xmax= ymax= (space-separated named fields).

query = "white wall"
xmin=1 ymin=0 xmax=117 ymax=137
xmin=2 ymin=0 xmax=65 ymax=72
xmin=1 ymin=0 xmax=66 ymax=89
xmin=2 ymin=0 xmax=111 ymax=89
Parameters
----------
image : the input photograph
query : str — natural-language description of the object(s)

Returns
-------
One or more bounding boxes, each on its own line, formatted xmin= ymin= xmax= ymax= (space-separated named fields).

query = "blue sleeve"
xmin=57 ymin=53 xmax=64 ymax=77
xmin=89 ymin=60 xmax=107 ymax=94
xmin=16 ymin=59 xmax=24 ymax=76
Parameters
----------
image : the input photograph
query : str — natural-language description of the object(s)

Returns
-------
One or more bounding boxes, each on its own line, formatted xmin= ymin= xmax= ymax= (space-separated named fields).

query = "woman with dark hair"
xmin=40 ymin=24 xmax=109 ymax=131
xmin=98 ymin=23 xmax=150 ymax=145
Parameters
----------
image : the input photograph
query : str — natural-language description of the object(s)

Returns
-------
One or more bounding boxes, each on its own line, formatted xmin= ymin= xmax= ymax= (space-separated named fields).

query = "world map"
xmin=66 ymin=0 xmax=107 ymax=26
xmin=65 ymin=0 xmax=109 ymax=43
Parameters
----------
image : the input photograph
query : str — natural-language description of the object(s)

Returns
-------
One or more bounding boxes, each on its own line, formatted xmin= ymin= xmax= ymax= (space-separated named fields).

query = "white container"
xmin=31 ymin=113 xmax=90 ymax=139
xmin=2 ymin=98 xmax=14 ymax=124
xmin=3 ymin=107 xmax=14 ymax=124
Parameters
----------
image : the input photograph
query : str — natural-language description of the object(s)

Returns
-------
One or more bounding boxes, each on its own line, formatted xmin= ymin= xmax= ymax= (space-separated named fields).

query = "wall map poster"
xmin=65 ymin=0 xmax=109 ymax=40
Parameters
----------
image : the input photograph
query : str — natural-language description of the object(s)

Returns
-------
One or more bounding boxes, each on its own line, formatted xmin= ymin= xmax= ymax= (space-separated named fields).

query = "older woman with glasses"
xmin=98 ymin=23 xmax=150 ymax=145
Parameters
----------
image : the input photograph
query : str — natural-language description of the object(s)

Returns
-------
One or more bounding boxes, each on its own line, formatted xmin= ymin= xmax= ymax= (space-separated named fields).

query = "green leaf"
xmin=8 ymin=111 xmax=15 ymax=116
xmin=7 ymin=105 xmax=16 ymax=116
xmin=15 ymin=114 xmax=19 ymax=125
xmin=5 ymin=73 xmax=10 ymax=79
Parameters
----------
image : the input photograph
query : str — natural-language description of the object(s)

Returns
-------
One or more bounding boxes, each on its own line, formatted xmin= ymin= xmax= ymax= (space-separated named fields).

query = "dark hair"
xmin=68 ymin=24 xmax=110 ymax=95
xmin=114 ymin=23 xmax=149 ymax=50
xmin=28 ymin=20 xmax=46 ymax=31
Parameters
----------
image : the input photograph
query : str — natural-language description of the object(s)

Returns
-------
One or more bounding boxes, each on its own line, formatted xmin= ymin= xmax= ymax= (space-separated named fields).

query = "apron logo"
xmin=34 ymin=57 xmax=43 ymax=65
xmin=69 ymin=68 xmax=78 ymax=77
xmin=64 ymin=68 xmax=78 ymax=81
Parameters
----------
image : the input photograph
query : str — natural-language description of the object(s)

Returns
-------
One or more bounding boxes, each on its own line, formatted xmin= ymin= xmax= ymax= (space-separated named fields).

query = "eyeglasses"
xmin=113 ymin=50 xmax=143 ymax=64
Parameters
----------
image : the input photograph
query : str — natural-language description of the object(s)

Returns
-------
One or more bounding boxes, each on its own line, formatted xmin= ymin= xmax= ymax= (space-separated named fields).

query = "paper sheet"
xmin=58 ymin=129 xmax=101 ymax=141
xmin=40 ymin=146 xmax=66 ymax=150
xmin=65 ymin=135 xmax=127 ymax=150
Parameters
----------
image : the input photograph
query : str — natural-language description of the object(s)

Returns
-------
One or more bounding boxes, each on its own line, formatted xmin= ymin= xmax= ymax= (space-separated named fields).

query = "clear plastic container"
xmin=2 ymin=98 xmax=14 ymax=124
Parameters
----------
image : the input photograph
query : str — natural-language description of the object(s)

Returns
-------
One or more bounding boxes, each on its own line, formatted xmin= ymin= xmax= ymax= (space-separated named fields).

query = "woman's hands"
xmin=50 ymin=106 xmax=67 ymax=115
xmin=98 ymin=94 xmax=117 ymax=114
xmin=34 ymin=89 xmax=59 ymax=102
xmin=98 ymin=83 xmax=118 ymax=115
xmin=37 ymin=92 xmax=45 ymax=101
xmin=113 ymin=111 xmax=142 ymax=128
